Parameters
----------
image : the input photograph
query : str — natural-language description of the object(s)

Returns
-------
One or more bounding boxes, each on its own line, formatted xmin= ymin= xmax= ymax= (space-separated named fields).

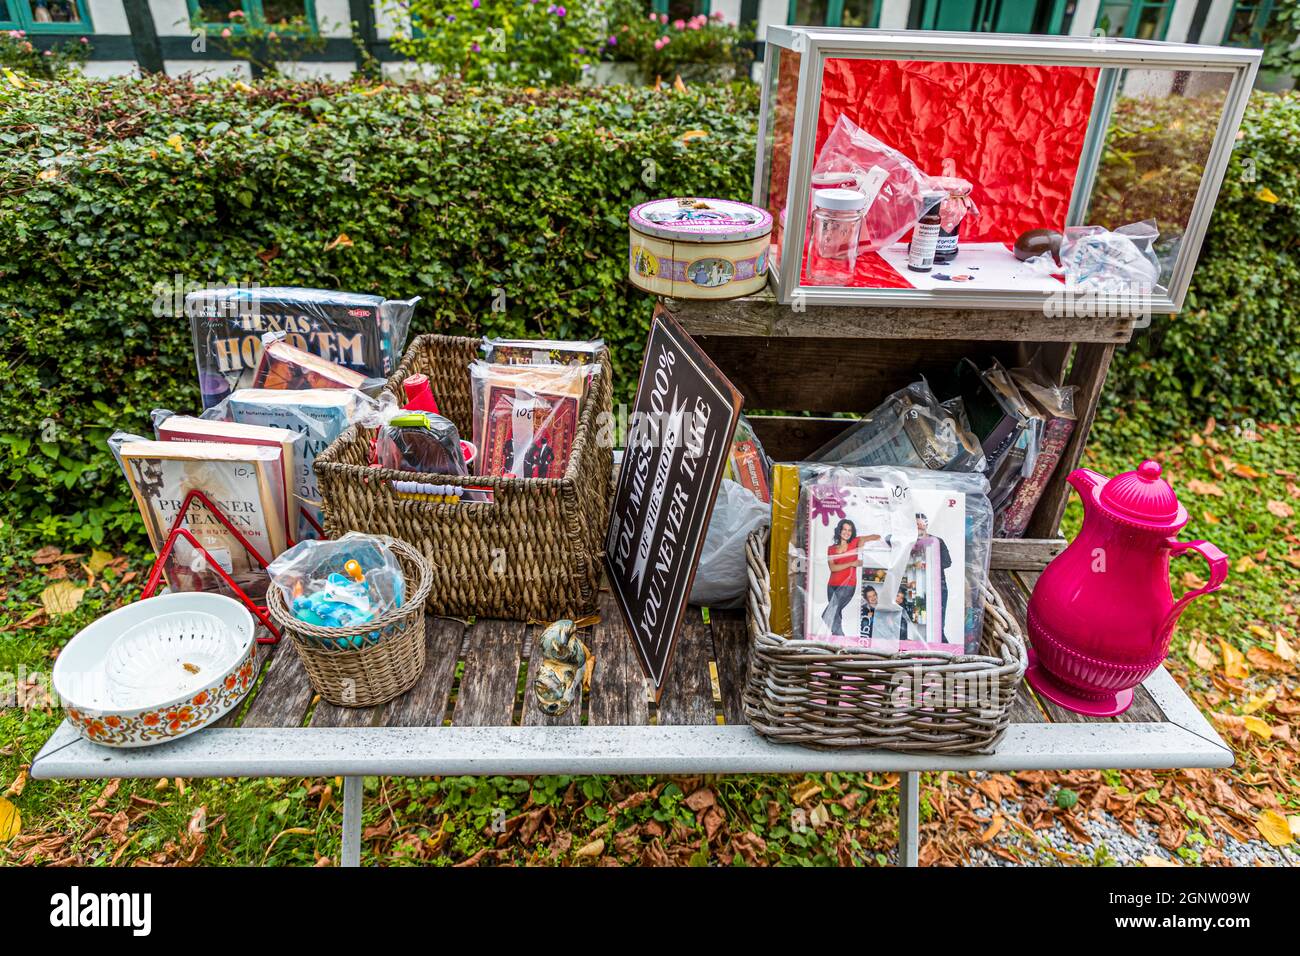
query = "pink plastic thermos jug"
xmin=1025 ymin=460 xmax=1228 ymax=717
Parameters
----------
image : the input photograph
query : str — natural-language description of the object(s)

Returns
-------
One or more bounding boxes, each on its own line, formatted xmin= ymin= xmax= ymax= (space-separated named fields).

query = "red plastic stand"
xmin=139 ymin=489 xmax=282 ymax=644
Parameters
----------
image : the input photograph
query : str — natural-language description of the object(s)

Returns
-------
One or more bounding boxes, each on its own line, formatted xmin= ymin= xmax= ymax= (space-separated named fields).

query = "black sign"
xmin=605 ymin=307 xmax=742 ymax=695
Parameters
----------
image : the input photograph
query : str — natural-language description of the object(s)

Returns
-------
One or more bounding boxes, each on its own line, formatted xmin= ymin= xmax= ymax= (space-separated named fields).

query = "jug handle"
xmin=1161 ymin=540 xmax=1229 ymax=639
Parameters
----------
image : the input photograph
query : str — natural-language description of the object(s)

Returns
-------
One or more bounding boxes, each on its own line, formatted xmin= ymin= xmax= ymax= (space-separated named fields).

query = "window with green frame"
xmin=1094 ymin=0 xmax=1171 ymax=39
xmin=187 ymin=0 xmax=317 ymax=33
xmin=787 ymin=0 xmax=880 ymax=28
xmin=1222 ymin=0 xmax=1277 ymax=46
xmin=0 ymin=0 xmax=92 ymax=33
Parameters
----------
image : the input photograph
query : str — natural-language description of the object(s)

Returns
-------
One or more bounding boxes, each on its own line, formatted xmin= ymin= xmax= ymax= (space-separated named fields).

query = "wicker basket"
xmin=744 ymin=530 xmax=1027 ymax=754
xmin=314 ymin=334 xmax=614 ymax=620
xmin=266 ymin=538 xmax=433 ymax=708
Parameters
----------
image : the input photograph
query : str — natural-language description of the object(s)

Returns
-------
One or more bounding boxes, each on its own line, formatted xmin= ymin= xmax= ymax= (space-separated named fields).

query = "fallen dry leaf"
xmin=1141 ymin=854 xmax=1180 ymax=867
xmin=1267 ymin=500 xmax=1294 ymax=519
xmin=790 ymin=779 xmax=822 ymax=806
xmin=324 ymin=233 xmax=353 ymax=252
xmin=1256 ymin=809 xmax=1294 ymax=847
xmin=1277 ymin=632 xmax=1297 ymax=663
xmin=979 ymin=814 xmax=1005 ymax=843
xmin=4 ymin=769 xmax=27 ymax=799
xmin=0 ymin=797 xmax=20 ymax=842
xmin=574 ymin=838 xmax=605 ymax=860
xmin=40 ymin=581 xmax=86 ymax=617
xmin=1219 ymin=639 xmax=1250 ymax=679
xmin=1186 ymin=639 xmax=1217 ymax=671
xmin=1243 ymin=715 xmax=1272 ymax=739
xmin=1186 ymin=479 xmax=1224 ymax=497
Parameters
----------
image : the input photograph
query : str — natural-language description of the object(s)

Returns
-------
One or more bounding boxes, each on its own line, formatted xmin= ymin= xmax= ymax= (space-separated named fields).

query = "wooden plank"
xmin=211 ymin=636 xmax=276 ymax=729
xmin=666 ymin=295 xmax=1135 ymax=344
xmin=696 ymin=334 xmax=1015 ymax=414
xmin=311 ymin=700 xmax=384 ymax=728
xmin=656 ymin=608 xmax=717 ymax=726
xmin=239 ymin=637 xmax=316 ymax=729
xmin=587 ymin=593 xmax=651 ymax=726
xmin=990 ymin=537 xmax=1067 ymax=571
xmin=522 ymin=623 xmax=585 ymax=727
xmin=384 ymin=617 xmax=465 ymax=728
xmin=1026 ymin=342 xmax=1115 ymax=538
xmin=747 ymin=414 xmax=847 ymax=461
xmin=452 ymin=619 xmax=525 ymax=727
xmin=707 ymin=608 xmax=750 ymax=725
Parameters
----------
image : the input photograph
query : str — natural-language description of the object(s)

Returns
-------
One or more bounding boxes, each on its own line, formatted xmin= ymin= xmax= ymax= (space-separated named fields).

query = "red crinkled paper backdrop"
xmin=799 ymin=57 xmax=1099 ymax=288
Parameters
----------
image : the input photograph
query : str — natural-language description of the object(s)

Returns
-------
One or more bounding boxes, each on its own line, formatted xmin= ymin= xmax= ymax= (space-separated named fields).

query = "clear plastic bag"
xmin=689 ymin=478 xmax=771 ymax=609
xmin=372 ymin=411 xmax=466 ymax=477
xmin=267 ymin=532 xmax=405 ymax=636
xmin=187 ymin=288 xmax=416 ymax=409
xmin=787 ymin=465 xmax=992 ymax=655
xmin=1060 ymin=220 xmax=1161 ymax=293
xmin=812 ymin=114 xmax=929 ymax=254
xmin=468 ymin=360 xmax=599 ymax=479
xmin=994 ymin=363 xmax=1079 ymax=537
xmin=252 ymin=331 xmax=387 ymax=395
xmin=812 ymin=379 xmax=986 ymax=473
xmin=480 ymin=336 xmax=606 ymax=367
xmin=199 ymin=387 xmax=391 ymax=541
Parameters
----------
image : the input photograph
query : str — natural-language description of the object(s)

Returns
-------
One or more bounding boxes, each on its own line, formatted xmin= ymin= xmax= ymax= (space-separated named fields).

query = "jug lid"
xmin=1097 ymin=460 xmax=1187 ymax=530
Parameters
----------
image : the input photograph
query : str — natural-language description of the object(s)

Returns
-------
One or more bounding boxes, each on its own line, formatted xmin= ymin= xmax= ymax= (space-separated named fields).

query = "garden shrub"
xmin=0 ymin=74 xmax=758 ymax=543
xmin=0 ymin=74 xmax=1296 ymax=545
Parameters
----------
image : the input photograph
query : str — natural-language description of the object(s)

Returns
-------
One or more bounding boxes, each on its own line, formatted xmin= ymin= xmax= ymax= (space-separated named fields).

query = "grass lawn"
xmin=2 ymin=408 xmax=1297 ymax=866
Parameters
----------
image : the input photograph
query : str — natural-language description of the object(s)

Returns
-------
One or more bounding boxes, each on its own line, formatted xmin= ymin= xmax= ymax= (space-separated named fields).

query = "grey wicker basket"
xmin=313 ymin=334 xmax=613 ymax=621
xmin=744 ymin=530 xmax=1027 ymax=754
xmin=266 ymin=538 xmax=433 ymax=708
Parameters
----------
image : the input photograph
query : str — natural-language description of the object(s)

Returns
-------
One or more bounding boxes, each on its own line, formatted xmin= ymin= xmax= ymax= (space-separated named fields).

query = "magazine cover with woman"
xmin=803 ymin=482 xmax=967 ymax=653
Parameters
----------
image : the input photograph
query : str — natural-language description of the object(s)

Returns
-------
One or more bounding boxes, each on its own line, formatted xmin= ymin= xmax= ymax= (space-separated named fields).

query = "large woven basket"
xmin=744 ymin=530 xmax=1027 ymax=754
xmin=314 ymin=334 xmax=614 ymax=620
xmin=266 ymin=538 xmax=433 ymax=708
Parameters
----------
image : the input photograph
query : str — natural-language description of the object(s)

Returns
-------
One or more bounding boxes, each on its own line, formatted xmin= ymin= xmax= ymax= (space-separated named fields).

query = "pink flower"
xmin=607 ymin=34 xmax=616 ymax=45
xmin=653 ymin=37 xmax=665 ymax=50
xmin=658 ymin=13 xmax=667 ymax=23
xmin=712 ymin=10 xmax=724 ymax=19
xmin=673 ymin=18 xmax=685 ymax=29
xmin=267 ymin=31 xmax=277 ymax=39
xmin=471 ymin=0 xmax=479 ymax=7
xmin=228 ymin=8 xmax=244 ymax=17
xmin=647 ymin=11 xmax=656 ymax=20
xmin=221 ymin=27 xmax=232 ymax=36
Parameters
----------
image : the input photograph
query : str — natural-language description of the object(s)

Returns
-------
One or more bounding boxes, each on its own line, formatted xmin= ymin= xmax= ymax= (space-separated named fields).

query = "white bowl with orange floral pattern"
xmin=53 ymin=592 xmax=257 ymax=748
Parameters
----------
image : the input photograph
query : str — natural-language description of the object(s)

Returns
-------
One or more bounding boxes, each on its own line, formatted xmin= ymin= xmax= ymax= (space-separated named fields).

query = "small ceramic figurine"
xmin=533 ymin=619 xmax=589 ymax=717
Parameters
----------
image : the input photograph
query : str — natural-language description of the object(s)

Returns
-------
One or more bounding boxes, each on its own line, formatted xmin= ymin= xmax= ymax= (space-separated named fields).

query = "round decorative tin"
xmin=629 ymin=197 xmax=773 ymax=300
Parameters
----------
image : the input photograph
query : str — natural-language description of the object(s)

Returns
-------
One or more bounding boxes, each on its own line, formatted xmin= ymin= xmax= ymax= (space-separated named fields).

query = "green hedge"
xmin=0 ymin=76 xmax=759 ymax=544
xmin=1 ymin=75 xmax=1297 ymax=545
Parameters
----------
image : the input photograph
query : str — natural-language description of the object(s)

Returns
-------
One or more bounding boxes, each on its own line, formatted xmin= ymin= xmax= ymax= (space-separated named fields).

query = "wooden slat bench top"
xmin=31 ymin=573 xmax=1232 ymax=780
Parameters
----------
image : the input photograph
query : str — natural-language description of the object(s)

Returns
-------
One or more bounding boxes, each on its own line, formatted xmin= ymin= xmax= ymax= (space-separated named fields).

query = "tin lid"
xmin=629 ymin=197 xmax=773 ymax=242
xmin=813 ymin=188 xmax=867 ymax=211
xmin=1098 ymin=460 xmax=1187 ymax=530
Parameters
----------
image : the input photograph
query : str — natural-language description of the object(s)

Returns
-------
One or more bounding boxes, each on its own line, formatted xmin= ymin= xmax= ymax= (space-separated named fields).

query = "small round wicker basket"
xmin=266 ymin=538 xmax=433 ymax=708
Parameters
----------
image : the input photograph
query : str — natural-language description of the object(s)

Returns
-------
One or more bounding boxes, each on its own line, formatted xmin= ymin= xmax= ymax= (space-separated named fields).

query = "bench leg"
xmin=342 ymin=775 xmax=363 ymax=868
xmin=898 ymin=771 xmax=920 ymax=867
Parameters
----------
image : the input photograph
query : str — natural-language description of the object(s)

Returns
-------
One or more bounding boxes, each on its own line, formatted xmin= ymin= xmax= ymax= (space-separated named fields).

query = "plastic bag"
xmin=372 ymin=411 xmax=466 ymax=477
xmin=469 ymin=360 xmax=599 ymax=478
xmin=1060 ymin=220 xmax=1161 ymax=293
xmin=689 ymin=478 xmax=771 ymax=609
xmin=724 ymin=414 xmax=772 ymax=502
xmin=267 ymin=533 xmax=405 ymax=643
xmin=994 ymin=364 xmax=1078 ymax=537
xmin=812 ymin=114 xmax=929 ymax=254
xmin=107 ymin=430 xmax=287 ymax=600
xmin=481 ymin=336 xmax=606 ymax=367
xmin=788 ymin=465 xmax=992 ymax=655
xmin=186 ymin=286 xmax=417 ymax=409
xmin=812 ymin=379 xmax=986 ymax=473
xmin=150 ymin=409 xmax=305 ymax=547
xmin=200 ymin=387 xmax=388 ymax=541
xmin=253 ymin=331 xmax=386 ymax=395
xmin=951 ymin=359 xmax=1042 ymax=516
